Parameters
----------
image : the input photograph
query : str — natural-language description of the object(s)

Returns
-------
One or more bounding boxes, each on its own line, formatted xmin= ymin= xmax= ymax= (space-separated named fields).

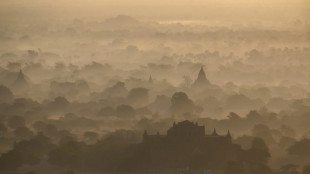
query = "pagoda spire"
xmin=226 ymin=130 xmax=231 ymax=139
xmin=198 ymin=66 xmax=207 ymax=80
xmin=12 ymin=69 xmax=29 ymax=89
xmin=193 ymin=66 xmax=210 ymax=87
xmin=18 ymin=69 xmax=25 ymax=79
xmin=148 ymin=75 xmax=153 ymax=83
xmin=212 ymin=128 xmax=218 ymax=136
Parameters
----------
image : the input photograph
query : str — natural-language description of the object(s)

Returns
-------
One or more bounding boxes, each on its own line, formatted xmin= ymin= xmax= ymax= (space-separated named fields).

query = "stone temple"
xmin=141 ymin=120 xmax=241 ymax=170
xmin=143 ymin=120 xmax=231 ymax=144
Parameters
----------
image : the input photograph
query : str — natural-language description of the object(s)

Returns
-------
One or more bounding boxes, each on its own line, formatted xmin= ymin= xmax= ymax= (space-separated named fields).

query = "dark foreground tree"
xmin=287 ymin=138 xmax=310 ymax=157
xmin=0 ymin=85 xmax=14 ymax=104
xmin=243 ymin=138 xmax=272 ymax=174
xmin=8 ymin=116 xmax=25 ymax=129
xmin=303 ymin=165 xmax=310 ymax=174
xmin=224 ymin=161 xmax=245 ymax=174
xmin=279 ymin=164 xmax=300 ymax=174
xmin=0 ymin=150 xmax=23 ymax=171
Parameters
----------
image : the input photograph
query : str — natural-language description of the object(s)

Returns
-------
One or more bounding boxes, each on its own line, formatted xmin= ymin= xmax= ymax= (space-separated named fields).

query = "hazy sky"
xmin=0 ymin=0 xmax=308 ymax=24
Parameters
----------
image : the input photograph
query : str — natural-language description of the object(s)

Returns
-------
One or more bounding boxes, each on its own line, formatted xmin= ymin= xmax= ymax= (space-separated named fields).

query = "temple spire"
xmin=18 ymin=69 xmax=25 ymax=80
xmin=193 ymin=66 xmax=210 ymax=87
xmin=12 ymin=69 xmax=29 ymax=89
xmin=226 ymin=130 xmax=231 ymax=139
xmin=148 ymin=75 xmax=153 ymax=83
xmin=198 ymin=66 xmax=207 ymax=80
xmin=212 ymin=128 xmax=218 ymax=136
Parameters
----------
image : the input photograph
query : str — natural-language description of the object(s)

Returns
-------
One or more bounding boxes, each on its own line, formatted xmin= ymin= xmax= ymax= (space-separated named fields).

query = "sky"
xmin=0 ymin=0 xmax=308 ymax=24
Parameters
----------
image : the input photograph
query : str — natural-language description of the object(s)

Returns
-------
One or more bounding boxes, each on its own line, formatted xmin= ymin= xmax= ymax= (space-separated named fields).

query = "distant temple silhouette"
xmin=143 ymin=120 xmax=231 ymax=144
xmin=140 ymin=120 xmax=240 ymax=170
xmin=192 ymin=66 xmax=211 ymax=88
xmin=148 ymin=75 xmax=153 ymax=83
xmin=11 ymin=69 xmax=29 ymax=90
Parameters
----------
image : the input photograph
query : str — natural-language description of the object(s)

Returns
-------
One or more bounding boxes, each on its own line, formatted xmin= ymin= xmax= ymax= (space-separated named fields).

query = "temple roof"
xmin=12 ymin=69 xmax=29 ymax=89
xmin=192 ymin=66 xmax=210 ymax=87
xmin=148 ymin=75 xmax=153 ymax=83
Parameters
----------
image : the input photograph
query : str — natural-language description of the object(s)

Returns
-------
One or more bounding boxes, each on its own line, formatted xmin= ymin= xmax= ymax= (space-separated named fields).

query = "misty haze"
xmin=0 ymin=0 xmax=310 ymax=174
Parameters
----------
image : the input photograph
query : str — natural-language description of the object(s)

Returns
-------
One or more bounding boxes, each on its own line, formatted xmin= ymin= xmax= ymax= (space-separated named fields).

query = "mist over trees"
xmin=0 ymin=0 xmax=310 ymax=173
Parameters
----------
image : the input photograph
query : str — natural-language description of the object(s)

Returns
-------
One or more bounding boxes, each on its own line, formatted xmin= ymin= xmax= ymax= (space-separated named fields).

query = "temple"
xmin=192 ymin=66 xmax=211 ymax=88
xmin=140 ymin=120 xmax=240 ymax=170
xmin=148 ymin=75 xmax=153 ymax=83
xmin=11 ymin=69 xmax=29 ymax=90
xmin=143 ymin=120 xmax=231 ymax=144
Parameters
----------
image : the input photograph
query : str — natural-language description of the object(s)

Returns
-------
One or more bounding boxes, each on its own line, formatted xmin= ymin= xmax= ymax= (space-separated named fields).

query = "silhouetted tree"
xmin=0 ymin=85 xmax=14 ymax=104
xmin=48 ymin=141 xmax=87 ymax=168
xmin=280 ymin=125 xmax=296 ymax=137
xmin=0 ymin=122 xmax=7 ymax=136
xmin=127 ymin=87 xmax=149 ymax=107
xmin=279 ymin=164 xmax=300 ymax=174
xmin=0 ymin=150 xmax=23 ymax=171
xmin=32 ymin=121 xmax=48 ymax=132
xmin=14 ymin=126 xmax=34 ymax=140
xmin=8 ymin=116 xmax=25 ymax=129
xmin=116 ymin=105 xmax=136 ymax=118
xmin=43 ymin=124 xmax=58 ymax=138
xmin=234 ymin=135 xmax=254 ymax=149
xmin=50 ymin=96 xmax=70 ymax=112
xmin=170 ymin=92 xmax=195 ymax=115
xmin=59 ymin=135 xmax=77 ymax=145
xmin=243 ymin=138 xmax=271 ymax=167
xmin=252 ymin=124 xmax=276 ymax=144
xmin=287 ymin=138 xmax=310 ymax=157
xmin=97 ymin=106 xmax=115 ymax=117
xmin=227 ymin=112 xmax=241 ymax=120
xmin=0 ymin=133 xmax=54 ymax=171
xmin=14 ymin=133 xmax=55 ymax=165
xmin=224 ymin=161 xmax=245 ymax=174
xmin=279 ymin=136 xmax=296 ymax=148
xmin=66 ymin=171 xmax=76 ymax=174
xmin=84 ymin=131 xmax=98 ymax=142
xmin=303 ymin=165 xmax=310 ymax=174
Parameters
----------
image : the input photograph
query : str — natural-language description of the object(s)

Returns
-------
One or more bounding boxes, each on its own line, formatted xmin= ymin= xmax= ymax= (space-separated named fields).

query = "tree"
xmin=0 ymin=85 xmax=14 ymax=104
xmin=303 ymin=165 xmax=310 ymax=174
xmin=0 ymin=122 xmax=7 ymax=136
xmin=48 ymin=141 xmax=87 ymax=168
xmin=11 ymin=133 xmax=56 ymax=166
xmin=234 ymin=135 xmax=254 ymax=149
xmin=0 ymin=150 xmax=23 ymax=171
xmin=8 ymin=116 xmax=25 ymax=129
xmin=66 ymin=171 xmax=76 ymax=174
xmin=279 ymin=136 xmax=296 ymax=148
xmin=243 ymin=138 xmax=271 ymax=165
xmin=224 ymin=161 xmax=245 ymax=174
xmin=279 ymin=164 xmax=300 ymax=174
xmin=170 ymin=92 xmax=195 ymax=115
xmin=84 ymin=131 xmax=99 ymax=142
xmin=14 ymin=126 xmax=34 ymax=140
xmin=97 ymin=107 xmax=115 ymax=117
xmin=252 ymin=124 xmax=276 ymax=144
xmin=287 ymin=138 xmax=310 ymax=157
xmin=32 ymin=121 xmax=48 ymax=132
xmin=49 ymin=96 xmax=70 ymax=112
xmin=116 ymin=105 xmax=136 ymax=118
xmin=59 ymin=135 xmax=77 ymax=145
xmin=54 ymin=96 xmax=69 ymax=106
xmin=227 ymin=112 xmax=241 ymax=120
xmin=127 ymin=88 xmax=149 ymax=107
